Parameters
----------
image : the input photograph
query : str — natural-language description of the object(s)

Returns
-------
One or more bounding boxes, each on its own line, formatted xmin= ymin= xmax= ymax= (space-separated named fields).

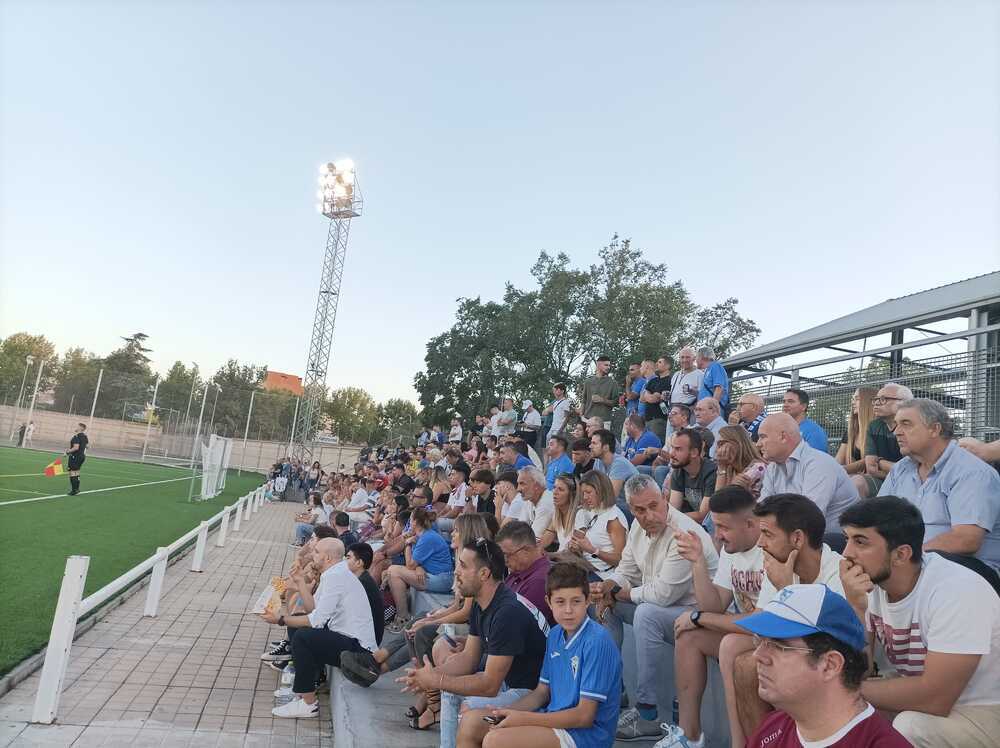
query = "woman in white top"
xmin=568 ymin=470 xmax=627 ymax=578
xmin=540 ymin=473 xmax=581 ymax=551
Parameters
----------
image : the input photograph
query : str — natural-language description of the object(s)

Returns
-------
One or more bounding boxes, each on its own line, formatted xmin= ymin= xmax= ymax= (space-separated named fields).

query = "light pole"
xmin=8 ymin=355 xmax=34 ymax=441
xmin=22 ymin=358 xmax=45 ymax=447
xmin=291 ymin=158 xmax=363 ymax=461
xmin=209 ymin=385 xmax=222 ymax=433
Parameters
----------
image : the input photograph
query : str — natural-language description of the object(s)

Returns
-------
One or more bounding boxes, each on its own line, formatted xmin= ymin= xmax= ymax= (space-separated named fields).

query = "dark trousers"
xmin=289 ymin=627 xmax=365 ymax=694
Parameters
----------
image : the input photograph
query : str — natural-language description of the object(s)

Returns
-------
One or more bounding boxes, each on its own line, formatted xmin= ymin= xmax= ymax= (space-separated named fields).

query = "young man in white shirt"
xmin=262 ymin=537 xmax=376 ymax=718
xmin=839 ymin=495 xmax=1000 ymax=747
xmin=542 ymin=382 xmax=574 ymax=443
xmin=662 ymin=486 xmax=764 ymax=748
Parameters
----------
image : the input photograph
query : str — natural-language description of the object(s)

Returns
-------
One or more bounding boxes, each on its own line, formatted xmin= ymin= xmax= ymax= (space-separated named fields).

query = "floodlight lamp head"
xmin=26 ymin=355 xmax=34 ymax=364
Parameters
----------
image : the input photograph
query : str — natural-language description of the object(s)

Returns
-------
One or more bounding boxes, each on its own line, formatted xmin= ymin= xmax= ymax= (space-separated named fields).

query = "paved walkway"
xmin=0 ymin=500 xmax=330 ymax=747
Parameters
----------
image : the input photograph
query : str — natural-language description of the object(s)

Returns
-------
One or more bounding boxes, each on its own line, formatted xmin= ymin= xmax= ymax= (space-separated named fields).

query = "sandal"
xmin=408 ymin=689 xmax=440 ymax=730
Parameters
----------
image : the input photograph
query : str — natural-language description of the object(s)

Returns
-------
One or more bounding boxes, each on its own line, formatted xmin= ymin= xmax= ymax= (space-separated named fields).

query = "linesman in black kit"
xmin=67 ymin=423 xmax=89 ymax=495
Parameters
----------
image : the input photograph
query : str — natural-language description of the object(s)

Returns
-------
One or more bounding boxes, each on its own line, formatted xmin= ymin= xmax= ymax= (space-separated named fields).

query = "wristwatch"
xmin=691 ymin=610 xmax=703 ymax=628
xmin=278 ymin=615 xmax=286 ymax=627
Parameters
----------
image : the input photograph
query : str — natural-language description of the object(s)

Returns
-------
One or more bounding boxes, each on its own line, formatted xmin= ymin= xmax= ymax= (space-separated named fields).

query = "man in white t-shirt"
xmin=719 ymin=492 xmax=846 ymax=747
xmin=542 ymin=382 xmax=574 ymax=443
xmin=839 ymin=495 xmax=1000 ymax=748
xmin=668 ymin=348 xmax=703 ymax=425
xmin=437 ymin=467 xmax=469 ymax=533
xmin=665 ymin=486 xmax=764 ymax=748
xmin=514 ymin=466 xmax=554 ymax=539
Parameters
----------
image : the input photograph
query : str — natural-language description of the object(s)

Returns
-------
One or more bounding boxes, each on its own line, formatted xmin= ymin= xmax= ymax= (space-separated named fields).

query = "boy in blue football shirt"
xmin=460 ymin=562 xmax=622 ymax=748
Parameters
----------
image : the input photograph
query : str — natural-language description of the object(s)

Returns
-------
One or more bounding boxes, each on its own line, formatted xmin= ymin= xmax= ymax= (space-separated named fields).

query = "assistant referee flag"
xmin=44 ymin=458 xmax=66 ymax=477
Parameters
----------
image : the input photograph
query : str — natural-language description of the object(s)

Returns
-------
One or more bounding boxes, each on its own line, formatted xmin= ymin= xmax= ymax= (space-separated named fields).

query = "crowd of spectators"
xmin=256 ymin=349 xmax=1000 ymax=748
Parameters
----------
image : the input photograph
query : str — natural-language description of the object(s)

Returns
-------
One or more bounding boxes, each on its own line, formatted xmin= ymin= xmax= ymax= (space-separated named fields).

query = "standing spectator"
xmin=496 ymin=520 xmax=555 ymax=624
xmin=693 ymin=398 xmax=726 ymax=458
xmin=590 ymin=428 xmax=638 ymax=514
xmin=839 ymin=496 xmax=1000 ymax=747
xmin=567 ymin=470 xmax=627 ymax=579
xmin=496 ymin=397 xmax=518 ymax=437
xmin=857 ymin=382 xmax=911 ymax=497
xmin=728 ymin=393 xmax=766 ymax=443
xmin=417 ymin=428 xmax=430 ymax=448
xmin=879 ymin=398 xmax=1000 ymax=575
xmin=488 ymin=405 xmax=502 ymax=438
xmin=758 ymin=413 xmax=859 ymax=528
xmin=628 ymin=360 xmax=654 ymax=419
xmin=667 ymin=428 xmax=717 ymax=521
xmin=517 ymin=400 xmax=543 ymax=453
xmin=713 ymin=425 xmax=767 ymax=500
xmin=23 ymin=420 xmax=35 ymax=448
xmin=669 ymin=348 xmax=703 ymax=426
xmin=782 ymin=388 xmax=829 ymax=453
xmin=580 ymin=356 xmax=621 ymax=429
xmin=544 ymin=435 xmax=574 ymax=490
xmin=449 ymin=418 xmax=463 ymax=444
xmin=514 ymin=466 xmax=556 ymax=540
xmin=623 ymin=362 xmax=641 ymax=417
xmin=542 ymin=383 xmax=574 ymax=443
xmin=622 ymin=414 xmax=663 ymax=467
xmin=835 ymin=387 xmax=877 ymax=481
xmin=696 ymin=347 xmax=730 ymax=417
xmin=640 ymin=356 xmax=674 ymax=443
xmin=570 ymin=437 xmax=596 ymax=479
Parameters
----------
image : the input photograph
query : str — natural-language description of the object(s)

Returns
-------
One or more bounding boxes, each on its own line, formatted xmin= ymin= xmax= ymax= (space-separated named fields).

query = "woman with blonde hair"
xmin=713 ymin=425 xmax=767 ymax=499
xmin=836 ymin=386 xmax=877 ymax=476
xmin=540 ymin=473 xmax=581 ymax=551
xmin=567 ymin=470 xmax=627 ymax=578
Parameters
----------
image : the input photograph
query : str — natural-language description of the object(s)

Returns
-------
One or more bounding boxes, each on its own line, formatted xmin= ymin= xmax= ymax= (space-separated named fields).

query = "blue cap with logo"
xmin=735 ymin=583 xmax=865 ymax=652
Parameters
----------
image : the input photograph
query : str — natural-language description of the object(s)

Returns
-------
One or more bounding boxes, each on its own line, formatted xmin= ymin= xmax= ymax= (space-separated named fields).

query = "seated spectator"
xmin=736 ymin=584 xmax=910 ymax=748
xmin=855 ymin=382 xmax=911 ymax=498
xmin=713 ymin=425 xmax=767 ymax=500
xmin=585 ymin=416 xmax=604 ymax=437
xmin=540 ymin=473 xmax=581 ymax=551
xmin=439 ymin=465 xmax=471 ymax=532
xmin=468 ymin=468 xmax=498 ymax=515
xmin=623 ymin=413 xmax=663 ymax=467
xmin=640 ymin=356 xmax=674 ymax=443
xmin=544 ymin=435 xmax=574 ymax=489
xmin=879 ymin=398 xmax=1000 ymax=575
xmin=391 ymin=462 xmax=416 ymax=494
xmin=264 ymin=538 xmax=377 ymax=718
xmin=835 ymin=386 xmax=878 ymax=481
xmin=567 ymin=470 xmax=627 ymax=579
xmin=292 ymin=492 xmax=327 ymax=547
xmin=449 ymin=418 xmax=463 ymax=444
xmin=782 ymin=388 xmax=829 ymax=453
xmin=513 ymin=466 xmax=555 ymax=539
xmin=590 ymin=474 xmax=718 ymax=742
xmin=332 ymin=511 xmax=359 ymax=548
xmin=496 ymin=520 xmax=555 ymax=625
xmin=385 ymin=506 xmax=455 ymax=631
xmin=668 ymin=428 xmax=718 ymax=522
xmin=719 ymin=493 xmax=846 ymax=746
xmin=590 ymin=428 xmax=638 ymax=514
xmin=728 ymin=392 xmax=766 ymax=442
xmin=498 ymin=443 xmax=533 ymax=476
xmin=839 ymin=495 xmax=1000 ymax=747
xmin=446 ymin=447 xmax=473 ymax=481
xmin=461 ymin=563 xmax=623 ymax=748
xmin=665 ymin=486 xmax=764 ymax=748
xmin=346 ymin=542 xmax=385 ymax=647
xmin=694 ymin=398 xmax=727 ymax=458
xmin=569 ymin=420 xmax=588 ymax=442
xmin=758 ymin=413 xmax=859 ymax=528
xmin=570 ymin=437 xmax=595 ymax=479
xmin=398 ymin=538 xmax=547 ymax=748
xmin=668 ymin=403 xmax=692 ymax=437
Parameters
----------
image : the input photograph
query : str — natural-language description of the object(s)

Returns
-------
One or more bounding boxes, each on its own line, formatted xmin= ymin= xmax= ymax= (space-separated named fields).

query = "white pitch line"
xmin=0 ymin=476 xmax=194 ymax=507
xmin=0 ymin=486 xmax=45 ymax=495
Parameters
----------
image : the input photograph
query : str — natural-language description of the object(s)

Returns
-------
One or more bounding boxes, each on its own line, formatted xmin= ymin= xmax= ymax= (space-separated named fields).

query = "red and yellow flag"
xmin=44 ymin=458 xmax=65 ymax=477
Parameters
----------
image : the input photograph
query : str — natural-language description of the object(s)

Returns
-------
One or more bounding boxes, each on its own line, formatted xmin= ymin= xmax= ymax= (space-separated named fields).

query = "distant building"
xmin=262 ymin=371 xmax=304 ymax=397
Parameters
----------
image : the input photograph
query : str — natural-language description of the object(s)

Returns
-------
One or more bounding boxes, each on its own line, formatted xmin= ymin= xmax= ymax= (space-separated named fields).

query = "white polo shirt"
xmin=307 ymin=560 xmax=376 ymax=651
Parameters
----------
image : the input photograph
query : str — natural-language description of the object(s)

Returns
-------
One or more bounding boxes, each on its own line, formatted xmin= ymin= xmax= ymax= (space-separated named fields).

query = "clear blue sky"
xmin=2 ymin=1 xmax=998 ymax=404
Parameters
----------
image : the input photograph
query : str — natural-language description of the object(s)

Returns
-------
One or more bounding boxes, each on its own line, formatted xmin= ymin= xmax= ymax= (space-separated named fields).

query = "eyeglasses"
xmin=501 ymin=544 xmax=531 ymax=559
xmin=752 ymin=635 xmax=814 ymax=655
xmin=872 ymin=396 xmax=903 ymax=405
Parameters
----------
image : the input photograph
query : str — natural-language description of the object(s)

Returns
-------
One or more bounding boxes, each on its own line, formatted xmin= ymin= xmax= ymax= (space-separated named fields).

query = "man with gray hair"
xmin=697 ymin=346 xmax=730 ymax=417
xmin=669 ymin=348 xmax=703 ymax=428
xmin=880 ymin=398 xmax=1000 ymax=574
xmin=591 ymin=473 xmax=719 ymax=741
xmin=514 ymin=465 xmax=555 ymax=540
xmin=855 ymin=382 xmax=912 ymax=497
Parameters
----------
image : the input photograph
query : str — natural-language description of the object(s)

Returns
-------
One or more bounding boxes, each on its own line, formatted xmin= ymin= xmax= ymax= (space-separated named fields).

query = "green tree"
xmin=208 ymin=360 xmax=266 ymax=437
xmin=377 ymin=398 xmax=420 ymax=444
xmin=156 ymin=362 xmax=201 ymax=426
xmin=324 ymin=387 xmax=379 ymax=443
xmin=97 ymin=333 xmax=155 ymax=418
xmin=0 ymin=333 xmax=57 ymax=404
xmin=52 ymin=348 xmax=102 ymax=414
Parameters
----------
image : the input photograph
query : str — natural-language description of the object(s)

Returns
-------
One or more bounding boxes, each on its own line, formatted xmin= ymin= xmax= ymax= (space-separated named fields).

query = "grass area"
xmin=0 ymin=446 xmax=264 ymax=677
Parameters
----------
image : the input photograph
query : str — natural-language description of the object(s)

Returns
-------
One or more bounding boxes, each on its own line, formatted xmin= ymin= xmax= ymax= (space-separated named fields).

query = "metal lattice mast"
xmin=292 ymin=160 xmax=363 ymax=461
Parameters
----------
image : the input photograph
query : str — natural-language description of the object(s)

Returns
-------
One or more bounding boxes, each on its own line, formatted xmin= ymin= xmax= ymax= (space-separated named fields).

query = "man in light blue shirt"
xmin=694 ymin=397 xmax=727 ymax=459
xmin=880 ymin=398 xmax=1000 ymax=572
xmin=544 ymin=435 xmax=574 ymax=490
xmin=622 ymin=414 xmax=662 ymax=467
xmin=783 ymin=388 xmax=829 ymax=454
xmin=697 ymin=347 xmax=729 ymax=412
xmin=758 ymin=413 xmax=858 ymax=528
xmin=590 ymin=428 xmax=638 ymax=518
xmin=627 ymin=360 xmax=653 ymax=419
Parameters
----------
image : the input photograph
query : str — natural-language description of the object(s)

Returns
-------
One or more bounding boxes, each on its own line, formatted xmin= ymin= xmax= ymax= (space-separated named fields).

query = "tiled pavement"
xmin=0 ymin=500 xmax=328 ymax=747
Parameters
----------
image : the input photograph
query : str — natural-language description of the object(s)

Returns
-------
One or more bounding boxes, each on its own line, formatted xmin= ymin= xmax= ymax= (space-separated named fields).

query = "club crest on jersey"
xmin=570 ymin=655 xmax=580 ymax=679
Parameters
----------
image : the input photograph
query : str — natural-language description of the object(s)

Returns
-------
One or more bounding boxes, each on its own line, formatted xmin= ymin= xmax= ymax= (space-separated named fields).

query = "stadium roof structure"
xmin=725 ymin=270 xmax=1000 ymax=371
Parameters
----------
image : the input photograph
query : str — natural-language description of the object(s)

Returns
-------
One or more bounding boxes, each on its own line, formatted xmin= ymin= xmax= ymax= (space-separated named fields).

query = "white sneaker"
xmin=652 ymin=724 xmax=702 ymax=748
xmin=271 ymin=697 xmax=318 ymax=718
xmin=273 ymin=685 xmax=295 ymax=698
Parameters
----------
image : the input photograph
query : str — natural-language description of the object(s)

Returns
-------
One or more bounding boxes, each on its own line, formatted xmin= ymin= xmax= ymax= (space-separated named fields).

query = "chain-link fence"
xmin=731 ymin=346 xmax=999 ymax=452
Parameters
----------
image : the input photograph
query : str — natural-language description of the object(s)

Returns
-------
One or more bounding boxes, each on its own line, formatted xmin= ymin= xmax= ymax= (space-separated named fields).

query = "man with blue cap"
xmin=732 ymin=584 xmax=910 ymax=748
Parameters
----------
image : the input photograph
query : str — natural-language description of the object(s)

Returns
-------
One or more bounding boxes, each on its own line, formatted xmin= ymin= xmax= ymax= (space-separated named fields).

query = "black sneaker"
xmin=68 ymin=490 xmax=79 ymax=496
xmin=265 ymin=659 xmax=289 ymax=673
xmin=261 ymin=640 xmax=292 ymax=662
xmin=339 ymin=650 xmax=380 ymax=688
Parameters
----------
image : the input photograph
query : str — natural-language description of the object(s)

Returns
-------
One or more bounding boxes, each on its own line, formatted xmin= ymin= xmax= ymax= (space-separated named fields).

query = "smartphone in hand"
xmin=482 ymin=715 xmax=502 ymax=725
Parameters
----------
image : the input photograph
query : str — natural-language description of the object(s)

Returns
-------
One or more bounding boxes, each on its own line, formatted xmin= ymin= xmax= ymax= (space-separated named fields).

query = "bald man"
xmin=263 ymin=537 xmax=377 ymax=718
xmin=758 ymin=413 xmax=859 ymax=527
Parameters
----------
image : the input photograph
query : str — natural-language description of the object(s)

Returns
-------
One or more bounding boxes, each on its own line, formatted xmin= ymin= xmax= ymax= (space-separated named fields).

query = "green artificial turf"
xmin=0 ymin=446 xmax=264 ymax=677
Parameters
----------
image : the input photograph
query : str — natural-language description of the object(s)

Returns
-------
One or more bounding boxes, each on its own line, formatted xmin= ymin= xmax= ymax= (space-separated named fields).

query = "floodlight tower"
xmin=291 ymin=159 xmax=363 ymax=461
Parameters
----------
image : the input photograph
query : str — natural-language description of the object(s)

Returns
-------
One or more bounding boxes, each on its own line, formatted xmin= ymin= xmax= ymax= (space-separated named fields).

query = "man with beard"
xmin=667 ymin=428 xmax=717 ymax=523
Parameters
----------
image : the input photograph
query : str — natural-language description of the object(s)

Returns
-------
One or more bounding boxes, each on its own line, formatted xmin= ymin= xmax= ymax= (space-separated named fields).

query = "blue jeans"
xmin=440 ymin=684 xmax=531 ymax=748
xmin=295 ymin=522 xmax=314 ymax=544
xmin=636 ymin=465 xmax=671 ymax=489
xmin=423 ymin=571 xmax=454 ymax=594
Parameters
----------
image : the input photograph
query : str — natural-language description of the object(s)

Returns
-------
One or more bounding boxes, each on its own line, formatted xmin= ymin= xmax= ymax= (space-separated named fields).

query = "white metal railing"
xmin=31 ymin=485 xmax=268 ymax=724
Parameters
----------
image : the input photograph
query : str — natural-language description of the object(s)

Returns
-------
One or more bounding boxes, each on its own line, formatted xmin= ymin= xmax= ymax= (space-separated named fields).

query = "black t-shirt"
xmin=358 ymin=570 xmax=385 ymax=646
xmin=573 ymin=459 xmax=595 ymax=479
xmin=670 ymin=459 xmax=718 ymax=513
xmin=70 ymin=432 xmax=89 ymax=456
xmin=393 ymin=474 xmax=416 ymax=494
xmin=840 ymin=433 xmax=862 ymax=462
xmin=469 ymin=584 xmax=546 ymax=690
xmin=642 ymin=375 xmax=672 ymax=421
xmin=474 ymin=489 xmax=496 ymax=516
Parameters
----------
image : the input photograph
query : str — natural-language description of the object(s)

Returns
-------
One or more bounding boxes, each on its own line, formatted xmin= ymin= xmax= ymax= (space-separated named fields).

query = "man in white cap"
xmin=517 ymin=399 xmax=543 ymax=454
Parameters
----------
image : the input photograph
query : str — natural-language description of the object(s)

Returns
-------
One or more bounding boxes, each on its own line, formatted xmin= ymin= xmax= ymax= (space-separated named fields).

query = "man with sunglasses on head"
xmin=733 ymin=584 xmax=910 ymax=748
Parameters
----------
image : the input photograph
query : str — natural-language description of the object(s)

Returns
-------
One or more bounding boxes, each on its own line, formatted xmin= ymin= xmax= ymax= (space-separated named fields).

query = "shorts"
xmin=552 ymin=729 xmax=578 ymax=748
xmin=423 ymin=571 xmax=454 ymax=594
xmin=68 ymin=454 xmax=85 ymax=471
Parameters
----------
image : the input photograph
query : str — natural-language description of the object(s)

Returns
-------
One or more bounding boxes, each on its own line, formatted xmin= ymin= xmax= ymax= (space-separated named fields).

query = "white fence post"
xmin=31 ymin=556 xmax=89 ymax=724
xmin=144 ymin=548 xmax=168 ymax=617
xmin=190 ymin=521 xmax=209 ymax=572
xmin=242 ymin=495 xmax=252 ymax=523
xmin=216 ymin=506 xmax=231 ymax=547
xmin=252 ymin=488 xmax=261 ymax=513
xmin=232 ymin=497 xmax=243 ymax=532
